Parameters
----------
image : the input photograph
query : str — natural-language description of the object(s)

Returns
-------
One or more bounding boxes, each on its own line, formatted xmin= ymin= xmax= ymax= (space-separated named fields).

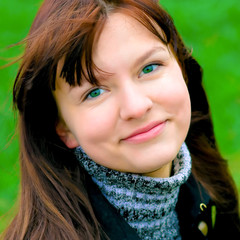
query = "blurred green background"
xmin=0 ymin=0 xmax=239 ymax=233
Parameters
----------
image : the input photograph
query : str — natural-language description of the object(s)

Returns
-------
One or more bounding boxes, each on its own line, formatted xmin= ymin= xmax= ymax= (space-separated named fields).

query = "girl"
xmin=2 ymin=0 xmax=240 ymax=239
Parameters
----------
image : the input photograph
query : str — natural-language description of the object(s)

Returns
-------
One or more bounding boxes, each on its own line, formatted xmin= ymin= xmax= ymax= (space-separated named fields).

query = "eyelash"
xmin=84 ymin=87 xmax=106 ymax=100
xmin=139 ymin=63 xmax=162 ymax=77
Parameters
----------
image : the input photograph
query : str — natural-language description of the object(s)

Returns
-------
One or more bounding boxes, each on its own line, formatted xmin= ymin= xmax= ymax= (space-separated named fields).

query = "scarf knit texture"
xmin=75 ymin=143 xmax=191 ymax=240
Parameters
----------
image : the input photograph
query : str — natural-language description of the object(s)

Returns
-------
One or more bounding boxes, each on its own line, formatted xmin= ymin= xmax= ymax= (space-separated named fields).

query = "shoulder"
xmin=177 ymin=174 xmax=240 ymax=240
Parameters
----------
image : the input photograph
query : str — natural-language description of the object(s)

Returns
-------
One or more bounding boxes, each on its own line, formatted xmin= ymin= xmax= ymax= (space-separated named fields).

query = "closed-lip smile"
xmin=122 ymin=120 xmax=167 ymax=144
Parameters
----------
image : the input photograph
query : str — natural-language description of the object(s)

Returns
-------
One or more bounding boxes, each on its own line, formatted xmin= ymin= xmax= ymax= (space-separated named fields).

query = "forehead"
xmin=92 ymin=12 xmax=169 ymax=68
xmin=93 ymin=12 xmax=166 ymax=53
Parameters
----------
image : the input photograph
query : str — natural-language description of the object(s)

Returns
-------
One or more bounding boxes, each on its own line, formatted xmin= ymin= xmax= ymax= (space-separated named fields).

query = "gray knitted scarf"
xmin=75 ymin=143 xmax=191 ymax=240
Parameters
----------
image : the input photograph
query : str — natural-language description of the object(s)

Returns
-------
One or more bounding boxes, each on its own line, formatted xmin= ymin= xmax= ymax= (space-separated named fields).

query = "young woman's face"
xmin=54 ymin=13 xmax=191 ymax=177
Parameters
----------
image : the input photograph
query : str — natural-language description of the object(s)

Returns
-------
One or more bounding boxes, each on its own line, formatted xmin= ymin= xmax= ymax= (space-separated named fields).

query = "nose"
xmin=119 ymin=82 xmax=153 ymax=121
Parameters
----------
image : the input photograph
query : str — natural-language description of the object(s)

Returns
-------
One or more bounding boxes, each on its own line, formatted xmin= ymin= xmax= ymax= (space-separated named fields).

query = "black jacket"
xmin=86 ymin=174 xmax=240 ymax=240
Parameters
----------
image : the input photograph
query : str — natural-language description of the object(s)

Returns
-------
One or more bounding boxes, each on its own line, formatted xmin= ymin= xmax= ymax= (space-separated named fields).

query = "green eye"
xmin=141 ymin=64 xmax=159 ymax=76
xmin=87 ymin=88 xmax=105 ymax=99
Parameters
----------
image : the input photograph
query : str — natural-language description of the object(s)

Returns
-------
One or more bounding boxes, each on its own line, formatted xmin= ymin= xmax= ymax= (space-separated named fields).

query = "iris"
xmin=141 ymin=64 xmax=159 ymax=76
xmin=87 ymin=88 xmax=105 ymax=99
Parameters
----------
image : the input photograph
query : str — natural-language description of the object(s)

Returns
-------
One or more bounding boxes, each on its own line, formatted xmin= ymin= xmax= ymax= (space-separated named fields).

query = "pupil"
xmin=90 ymin=89 xmax=100 ymax=97
xmin=144 ymin=65 xmax=153 ymax=73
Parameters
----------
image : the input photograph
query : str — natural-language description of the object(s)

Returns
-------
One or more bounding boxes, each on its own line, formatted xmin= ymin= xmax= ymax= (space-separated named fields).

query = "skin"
xmin=54 ymin=12 xmax=191 ymax=178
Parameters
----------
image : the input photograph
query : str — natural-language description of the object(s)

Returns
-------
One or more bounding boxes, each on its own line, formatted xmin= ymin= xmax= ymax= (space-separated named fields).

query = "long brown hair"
xmin=2 ymin=0 xmax=239 ymax=239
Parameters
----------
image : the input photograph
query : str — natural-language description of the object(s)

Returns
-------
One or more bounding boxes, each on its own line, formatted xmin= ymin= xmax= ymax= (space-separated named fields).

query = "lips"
xmin=122 ymin=121 xmax=167 ymax=144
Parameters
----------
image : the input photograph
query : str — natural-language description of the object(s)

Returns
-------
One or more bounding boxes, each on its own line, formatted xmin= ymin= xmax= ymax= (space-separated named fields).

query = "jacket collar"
xmin=176 ymin=174 xmax=212 ymax=239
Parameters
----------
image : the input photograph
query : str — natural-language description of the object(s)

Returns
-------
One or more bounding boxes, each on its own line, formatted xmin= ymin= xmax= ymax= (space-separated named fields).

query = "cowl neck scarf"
xmin=75 ymin=143 xmax=192 ymax=240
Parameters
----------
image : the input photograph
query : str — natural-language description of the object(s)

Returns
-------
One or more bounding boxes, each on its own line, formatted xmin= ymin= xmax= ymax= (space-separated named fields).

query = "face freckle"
xmin=54 ymin=12 xmax=191 ymax=178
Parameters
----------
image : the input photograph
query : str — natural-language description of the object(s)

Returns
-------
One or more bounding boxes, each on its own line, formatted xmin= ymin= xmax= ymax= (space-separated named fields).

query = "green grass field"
xmin=0 ymin=0 xmax=240 ymax=233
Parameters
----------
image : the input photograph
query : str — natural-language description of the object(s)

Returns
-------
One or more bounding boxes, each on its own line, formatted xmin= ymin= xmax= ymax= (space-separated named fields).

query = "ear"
xmin=55 ymin=120 xmax=79 ymax=149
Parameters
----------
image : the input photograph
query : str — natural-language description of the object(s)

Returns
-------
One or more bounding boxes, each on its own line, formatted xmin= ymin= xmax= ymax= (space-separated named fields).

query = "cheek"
xmin=73 ymin=103 xmax=117 ymax=144
xmin=171 ymin=67 xmax=191 ymax=119
xmin=151 ymin=69 xmax=191 ymax=122
xmin=168 ymin=83 xmax=190 ymax=115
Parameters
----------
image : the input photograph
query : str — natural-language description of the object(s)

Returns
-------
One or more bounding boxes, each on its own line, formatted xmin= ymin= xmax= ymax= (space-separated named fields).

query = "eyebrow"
xmin=134 ymin=46 xmax=167 ymax=67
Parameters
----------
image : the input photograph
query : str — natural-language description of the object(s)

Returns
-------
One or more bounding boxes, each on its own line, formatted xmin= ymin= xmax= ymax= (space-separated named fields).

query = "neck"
xmin=142 ymin=161 xmax=173 ymax=178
